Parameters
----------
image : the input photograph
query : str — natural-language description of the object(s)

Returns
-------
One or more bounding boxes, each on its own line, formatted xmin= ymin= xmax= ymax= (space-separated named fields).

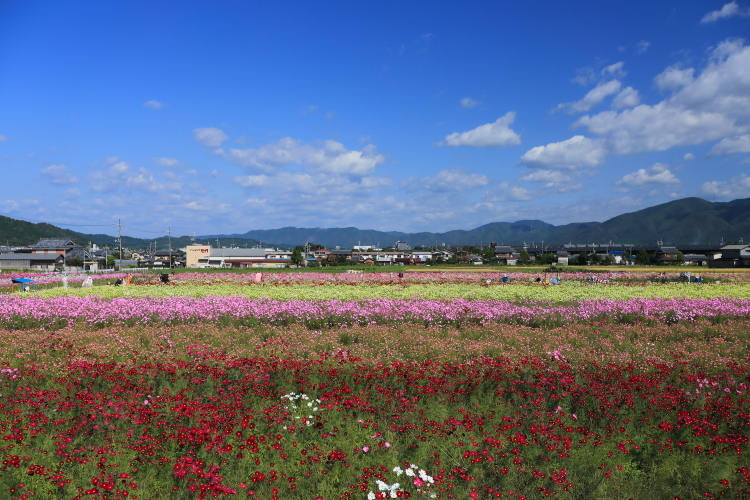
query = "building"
xmin=395 ymin=241 xmax=411 ymax=251
xmin=185 ymin=246 xmax=291 ymax=269
xmin=0 ymin=252 xmax=64 ymax=271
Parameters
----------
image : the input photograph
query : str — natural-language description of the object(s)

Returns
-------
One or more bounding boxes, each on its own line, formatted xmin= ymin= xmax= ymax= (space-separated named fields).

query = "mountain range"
xmin=1 ymin=197 xmax=749 ymax=250
xmin=201 ymin=197 xmax=750 ymax=248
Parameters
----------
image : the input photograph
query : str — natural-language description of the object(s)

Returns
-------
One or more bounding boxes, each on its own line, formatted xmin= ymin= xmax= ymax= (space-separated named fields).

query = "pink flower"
xmin=414 ymin=478 xmax=424 ymax=487
xmin=362 ymin=446 xmax=370 ymax=452
xmin=384 ymin=442 xmax=391 ymax=448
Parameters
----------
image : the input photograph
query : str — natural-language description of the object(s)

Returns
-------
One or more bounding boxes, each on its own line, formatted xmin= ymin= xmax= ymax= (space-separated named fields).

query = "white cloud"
xmin=483 ymin=182 xmax=537 ymax=202
xmin=436 ymin=112 xmax=521 ymax=147
xmin=143 ymin=100 xmax=167 ymax=110
xmin=684 ymin=153 xmax=695 ymax=160
xmin=89 ymin=161 xmax=179 ymax=193
xmin=40 ymin=164 xmax=79 ymax=185
xmin=0 ymin=200 xmax=20 ymax=212
xmin=700 ymin=2 xmax=749 ymax=23
xmin=602 ymin=62 xmax=626 ymax=78
xmin=359 ymin=135 xmax=371 ymax=144
xmin=222 ymin=138 xmax=385 ymax=176
xmin=701 ymin=173 xmax=750 ymax=198
xmin=193 ymin=127 xmax=228 ymax=147
xmin=709 ymin=134 xmax=750 ymax=155
xmin=654 ymin=65 xmax=695 ymax=91
xmin=326 ymin=111 xmax=336 ymax=119
xmin=153 ymin=157 xmax=181 ymax=168
xmin=635 ymin=40 xmax=651 ymax=54
xmin=518 ymin=169 xmax=582 ymax=192
xmin=65 ymin=188 xmax=80 ymax=198
xmin=575 ymin=39 xmax=750 ymax=155
xmin=611 ymin=87 xmax=641 ymax=109
xmin=460 ymin=97 xmax=481 ymax=109
xmin=402 ymin=168 xmax=489 ymax=192
xmin=616 ymin=163 xmax=681 ymax=187
xmin=232 ymin=174 xmax=270 ymax=187
xmin=301 ymin=105 xmax=318 ymax=115
xmin=519 ymin=135 xmax=607 ymax=170
xmin=557 ymin=80 xmax=622 ymax=113
xmin=0 ymin=135 xmax=7 ymax=143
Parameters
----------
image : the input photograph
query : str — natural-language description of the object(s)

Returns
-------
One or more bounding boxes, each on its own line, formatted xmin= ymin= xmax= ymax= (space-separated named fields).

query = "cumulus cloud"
xmin=700 ymin=2 xmax=750 ymax=23
xmin=616 ymin=163 xmax=681 ymax=187
xmin=709 ymin=134 xmax=750 ymax=155
xmin=556 ymin=80 xmax=622 ymax=113
xmin=222 ymin=138 xmax=385 ymax=176
xmin=611 ymin=87 xmax=641 ymax=109
xmin=89 ymin=161 xmax=180 ymax=193
xmin=635 ymin=40 xmax=651 ymax=54
xmin=0 ymin=200 xmax=20 ymax=212
xmin=701 ymin=173 xmax=750 ymax=198
xmin=654 ymin=65 xmax=695 ymax=91
xmin=143 ymin=100 xmax=167 ymax=109
xmin=40 ymin=164 xmax=79 ymax=185
xmin=517 ymin=169 xmax=582 ymax=192
xmin=436 ymin=112 xmax=521 ymax=147
xmin=401 ymin=168 xmax=489 ymax=192
xmin=153 ymin=157 xmax=181 ymax=168
xmin=483 ymin=182 xmax=537 ymax=202
xmin=684 ymin=153 xmax=695 ymax=160
xmin=602 ymin=62 xmax=626 ymax=78
xmin=193 ymin=127 xmax=228 ymax=147
xmin=575 ymin=39 xmax=750 ymax=155
xmin=519 ymin=135 xmax=607 ymax=170
xmin=460 ymin=97 xmax=481 ymax=109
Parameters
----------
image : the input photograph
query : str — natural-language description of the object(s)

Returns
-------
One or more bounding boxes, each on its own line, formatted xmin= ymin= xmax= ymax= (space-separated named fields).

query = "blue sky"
xmin=1 ymin=1 xmax=749 ymax=239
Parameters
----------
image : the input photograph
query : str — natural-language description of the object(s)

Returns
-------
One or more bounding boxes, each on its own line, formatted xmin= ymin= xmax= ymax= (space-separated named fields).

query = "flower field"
xmin=0 ymin=272 xmax=749 ymax=499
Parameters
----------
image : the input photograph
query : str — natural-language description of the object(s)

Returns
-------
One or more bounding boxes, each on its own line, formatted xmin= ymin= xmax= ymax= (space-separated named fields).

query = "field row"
xmin=2 ymin=295 xmax=750 ymax=330
xmin=0 ymin=322 xmax=747 ymax=499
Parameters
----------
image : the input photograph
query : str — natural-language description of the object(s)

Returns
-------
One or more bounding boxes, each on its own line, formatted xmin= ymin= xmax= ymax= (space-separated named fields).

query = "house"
xmin=683 ymin=254 xmax=708 ymax=266
xmin=556 ymin=250 xmax=570 ymax=266
xmin=327 ymin=250 xmax=353 ymax=262
xmin=395 ymin=241 xmax=411 ymax=251
xmin=153 ymin=250 xmax=179 ymax=265
xmin=312 ymin=249 xmax=330 ymax=259
xmin=494 ymin=246 xmax=517 ymax=265
xmin=0 ymin=252 xmax=64 ymax=271
xmin=708 ymin=244 xmax=750 ymax=268
xmin=27 ymin=238 xmax=89 ymax=261
xmin=655 ymin=246 xmax=681 ymax=264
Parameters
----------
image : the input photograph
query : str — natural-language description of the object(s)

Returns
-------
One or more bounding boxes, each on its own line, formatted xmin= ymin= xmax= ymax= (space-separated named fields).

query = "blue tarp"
xmin=11 ymin=278 xmax=35 ymax=283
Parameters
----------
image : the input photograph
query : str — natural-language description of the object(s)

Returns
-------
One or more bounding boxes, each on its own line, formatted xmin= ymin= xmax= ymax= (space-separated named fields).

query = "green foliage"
xmin=635 ymin=248 xmax=651 ymax=265
xmin=291 ymin=246 xmax=304 ymax=266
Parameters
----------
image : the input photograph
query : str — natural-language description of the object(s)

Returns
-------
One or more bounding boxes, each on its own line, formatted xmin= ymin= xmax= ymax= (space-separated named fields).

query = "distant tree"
xmin=676 ymin=251 xmax=685 ymax=264
xmin=635 ymin=248 xmax=651 ymax=266
xmin=575 ymin=253 xmax=588 ymax=266
xmin=481 ymin=246 xmax=495 ymax=263
xmin=537 ymin=252 xmax=556 ymax=265
xmin=291 ymin=246 xmax=304 ymax=267
xmin=519 ymin=250 xmax=531 ymax=265
xmin=602 ymin=256 xmax=613 ymax=266
xmin=66 ymin=257 xmax=83 ymax=268
xmin=591 ymin=253 xmax=602 ymax=264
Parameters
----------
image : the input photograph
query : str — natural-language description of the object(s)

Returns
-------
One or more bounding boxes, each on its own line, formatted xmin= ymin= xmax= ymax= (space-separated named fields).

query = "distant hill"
xmin=0 ymin=215 xmax=268 ymax=250
xmin=3 ymin=196 xmax=748 ymax=250
xmin=202 ymin=197 xmax=750 ymax=247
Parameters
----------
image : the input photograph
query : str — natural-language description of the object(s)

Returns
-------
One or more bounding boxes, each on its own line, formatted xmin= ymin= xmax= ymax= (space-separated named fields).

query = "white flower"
xmin=393 ymin=466 xmax=403 ymax=476
xmin=367 ymin=492 xmax=376 ymax=500
xmin=405 ymin=468 xmax=415 ymax=477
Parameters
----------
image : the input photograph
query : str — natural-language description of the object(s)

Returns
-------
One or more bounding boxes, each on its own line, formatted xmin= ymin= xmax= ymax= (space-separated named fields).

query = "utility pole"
xmin=168 ymin=227 xmax=172 ymax=269
xmin=118 ymin=219 xmax=122 ymax=272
